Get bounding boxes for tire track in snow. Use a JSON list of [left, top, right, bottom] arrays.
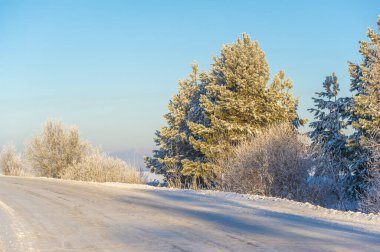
[[0, 199, 35, 252]]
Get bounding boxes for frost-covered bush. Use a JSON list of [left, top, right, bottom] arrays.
[[26, 120, 90, 178], [60, 150, 145, 184], [306, 147, 352, 210], [360, 162, 380, 213], [217, 124, 309, 200], [0, 144, 24, 176], [359, 132, 380, 213], [24, 119, 145, 184]]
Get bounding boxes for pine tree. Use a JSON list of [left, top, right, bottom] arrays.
[[347, 16, 380, 200], [308, 73, 350, 195], [183, 34, 302, 185], [353, 18, 380, 139], [145, 64, 207, 187]]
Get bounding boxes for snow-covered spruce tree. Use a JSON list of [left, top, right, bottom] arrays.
[[308, 73, 351, 202], [347, 16, 380, 201], [184, 34, 302, 186], [145, 64, 207, 187]]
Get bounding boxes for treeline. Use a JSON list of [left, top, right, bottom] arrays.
[[0, 120, 144, 184], [146, 17, 380, 213]]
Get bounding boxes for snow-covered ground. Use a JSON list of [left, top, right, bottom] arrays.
[[0, 176, 379, 251], [142, 171, 165, 185]]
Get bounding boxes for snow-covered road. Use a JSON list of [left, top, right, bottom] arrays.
[[0, 176, 379, 252]]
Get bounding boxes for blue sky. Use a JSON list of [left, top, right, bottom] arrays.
[[0, 0, 379, 153]]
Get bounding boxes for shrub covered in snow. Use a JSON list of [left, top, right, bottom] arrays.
[[3, 119, 146, 185], [25, 120, 90, 178], [359, 133, 380, 213], [217, 124, 309, 200], [60, 150, 145, 184], [0, 144, 24, 176]]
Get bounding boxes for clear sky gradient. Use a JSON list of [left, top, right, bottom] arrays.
[[0, 0, 379, 153]]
